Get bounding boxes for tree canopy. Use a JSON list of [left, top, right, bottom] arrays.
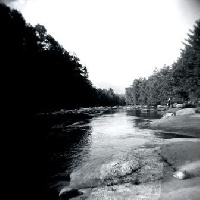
[[0, 3, 125, 114], [126, 19, 200, 106]]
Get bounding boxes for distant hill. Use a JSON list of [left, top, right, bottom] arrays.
[[93, 81, 126, 95]]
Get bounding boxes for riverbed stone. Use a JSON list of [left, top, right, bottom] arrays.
[[69, 145, 164, 192], [59, 186, 83, 199], [100, 159, 140, 180], [132, 147, 163, 183], [176, 108, 197, 115], [162, 113, 175, 119], [80, 182, 161, 200]]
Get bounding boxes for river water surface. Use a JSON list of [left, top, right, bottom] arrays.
[[46, 108, 166, 193]]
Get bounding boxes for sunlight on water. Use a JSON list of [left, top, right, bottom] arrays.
[[89, 112, 152, 160], [69, 110, 161, 186], [48, 109, 163, 192]]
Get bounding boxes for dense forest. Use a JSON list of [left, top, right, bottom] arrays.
[[0, 3, 125, 115], [126, 19, 200, 107], [1, 3, 126, 199]]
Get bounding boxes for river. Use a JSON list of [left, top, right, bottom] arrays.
[[43, 107, 186, 198]]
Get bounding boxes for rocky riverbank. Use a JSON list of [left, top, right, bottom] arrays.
[[58, 108, 200, 200], [148, 109, 200, 200], [148, 109, 200, 138], [59, 140, 164, 200], [159, 138, 200, 200]]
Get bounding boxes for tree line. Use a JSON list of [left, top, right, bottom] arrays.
[[0, 4, 126, 199], [126, 19, 200, 106], [0, 3, 125, 114]]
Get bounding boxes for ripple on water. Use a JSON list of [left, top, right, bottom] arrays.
[[46, 109, 164, 195]]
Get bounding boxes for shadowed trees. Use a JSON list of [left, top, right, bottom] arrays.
[[0, 3, 125, 114], [0, 3, 126, 200]]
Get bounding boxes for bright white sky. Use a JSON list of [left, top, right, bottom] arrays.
[[9, 0, 200, 93]]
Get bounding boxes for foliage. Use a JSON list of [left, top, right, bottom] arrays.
[[126, 19, 200, 106], [0, 3, 125, 113]]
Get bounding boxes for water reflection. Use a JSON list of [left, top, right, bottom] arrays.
[[43, 108, 194, 198], [126, 109, 162, 128], [126, 109, 162, 119], [43, 117, 92, 191]]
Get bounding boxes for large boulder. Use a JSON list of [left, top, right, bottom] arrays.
[[59, 187, 83, 200], [176, 108, 197, 116], [100, 159, 140, 180], [175, 103, 184, 108], [162, 113, 175, 119], [157, 105, 167, 111]]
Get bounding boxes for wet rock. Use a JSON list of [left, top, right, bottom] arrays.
[[175, 103, 184, 108], [69, 162, 103, 189], [157, 105, 167, 111], [132, 147, 163, 183], [70, 146, 164, 190], [85, 182, 161, 200], [176, 108, 197, 115], [99, 146, 164, 186], [137, 162, 163, 183], [173, 170, 188, 180], [162, 113, 175, 119], [100, 159, 140, 180], [174, 160, 200, 179], [59, 187, 83, 200]]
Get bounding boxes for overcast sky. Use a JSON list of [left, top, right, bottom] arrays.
[[4, 0, 200, 93]]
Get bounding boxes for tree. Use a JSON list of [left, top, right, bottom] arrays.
[[126, 19, 200, 106], [172, 19, 200, 102]]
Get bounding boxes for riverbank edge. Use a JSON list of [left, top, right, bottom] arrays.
[[158, 138, 200, 200], [58, 110, 200, 199], [140, 111, 200, 138], [144, 111, 200, 199], [64, 138, 200, 200]]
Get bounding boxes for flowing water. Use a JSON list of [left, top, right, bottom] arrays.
[[44, 108, 190, 196]]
